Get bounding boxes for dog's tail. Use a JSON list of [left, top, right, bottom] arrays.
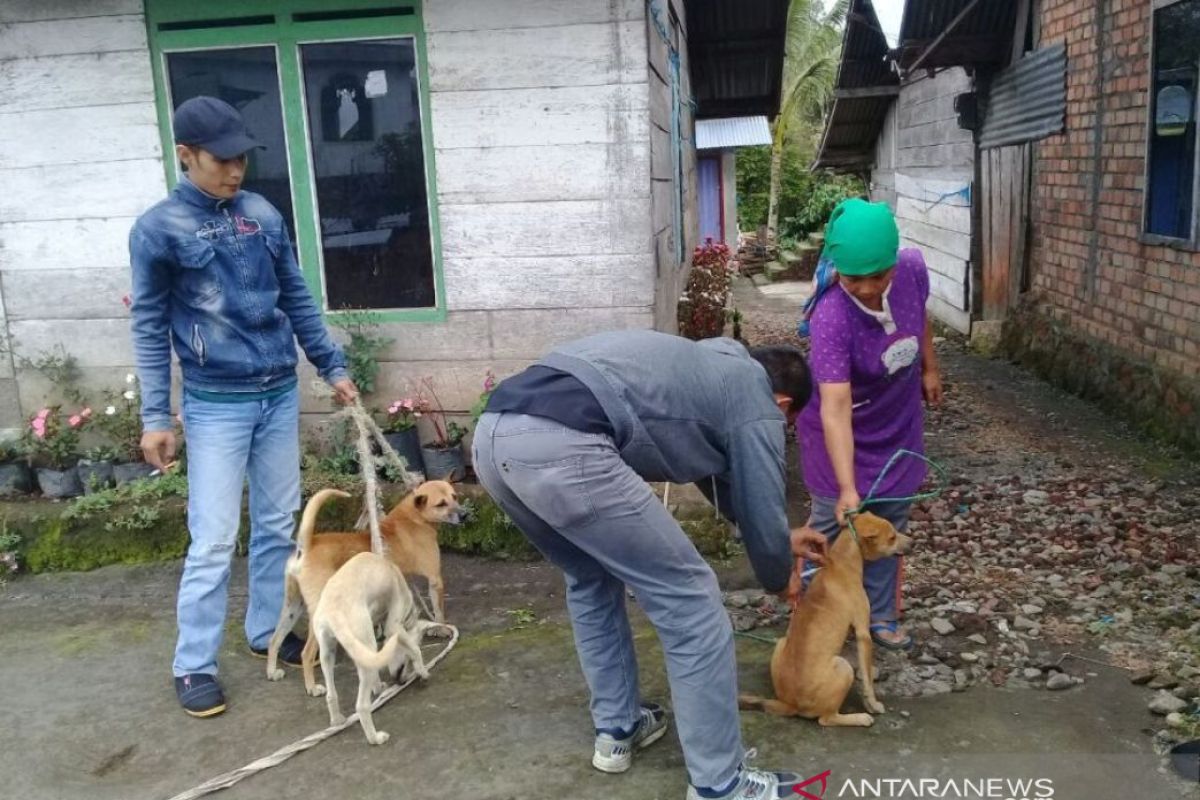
[[738, 693, 770, 712], [296, 488, 352, 554], [338, 630, 403, 673]]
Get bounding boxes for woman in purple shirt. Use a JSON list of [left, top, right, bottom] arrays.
[[797, 199, 943, 650]]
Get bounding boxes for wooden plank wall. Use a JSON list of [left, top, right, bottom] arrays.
[[424, 0, 655, 409], [884, 68, 975, 334], [646, 0, 695, 331], [0, 0, 163, 432], [0, 0, 661, 431], [980, 143, 1032, 321]]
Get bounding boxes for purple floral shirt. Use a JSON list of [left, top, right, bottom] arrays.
[[798, 248, 930, 500]]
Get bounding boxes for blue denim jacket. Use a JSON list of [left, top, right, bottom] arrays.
[[129, 177, 347, 432]]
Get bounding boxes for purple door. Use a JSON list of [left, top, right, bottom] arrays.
[[698, 155, 723, 244]]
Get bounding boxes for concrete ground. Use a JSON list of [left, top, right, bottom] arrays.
[[0, 556, 1195, 800], [3, 278, 1199, 800]]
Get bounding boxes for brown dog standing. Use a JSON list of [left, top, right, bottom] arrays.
[[265, 480, 462, 694], [740, 512, 911, 726]]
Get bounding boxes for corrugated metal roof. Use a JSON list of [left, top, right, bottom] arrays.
[[896, 0, 1017, 70], [814, 0, 898, 170], [696, 115, 772, 149], [685, 0, 790, 118], [840, 0, 897, 89], [979, 44, 1066, 149]]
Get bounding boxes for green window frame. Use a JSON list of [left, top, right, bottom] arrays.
[[144, 0, 446, 322]]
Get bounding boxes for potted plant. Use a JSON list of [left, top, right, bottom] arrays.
[[77, 444, 119, 494], [381, 396, 427, 480], [25, 405, 88, 498], [0, 440, 33, 497], [416, 377, 468, 482], [99, 374, 156, 484]]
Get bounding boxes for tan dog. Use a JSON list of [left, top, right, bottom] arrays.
[[739, 512, 912, 727], [311, 551, 437, 744], [266, 480, 462, 693]]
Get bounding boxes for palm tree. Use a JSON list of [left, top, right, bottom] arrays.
[[767, 0, 849, 238]]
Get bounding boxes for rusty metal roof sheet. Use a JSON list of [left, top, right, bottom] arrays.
[[685, 0, 790, 118], [815, 0, 898, 170]]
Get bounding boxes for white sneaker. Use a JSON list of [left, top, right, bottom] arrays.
[[685, 758, 804, 800], [591, 703, 669, 773]]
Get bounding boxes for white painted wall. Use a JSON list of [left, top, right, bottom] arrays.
[[872, 68, 974, 334], [0, 0, 664, 437]]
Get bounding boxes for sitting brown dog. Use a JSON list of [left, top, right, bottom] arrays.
[[739, 512, 911, 726], [266, 480, 462, 695]]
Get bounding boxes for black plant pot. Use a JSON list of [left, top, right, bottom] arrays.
[[420, 444, 465, 482], [77, 460, 116, 494], [113, 461, 156, 485], [37, 466, 83, 499], [384, 428, 425, 480], [0, 461, 33, 497]]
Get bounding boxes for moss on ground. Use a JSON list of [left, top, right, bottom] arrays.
[[5, 480, 739, 575]]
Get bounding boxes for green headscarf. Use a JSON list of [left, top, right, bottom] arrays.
[[822, 198, 899, 276]]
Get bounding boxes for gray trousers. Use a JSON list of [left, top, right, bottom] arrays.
[[472, 412, 742, 789]]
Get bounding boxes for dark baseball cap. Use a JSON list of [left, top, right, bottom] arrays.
[[173, 96, 265, 159]]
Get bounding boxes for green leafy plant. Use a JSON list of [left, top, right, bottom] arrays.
[[0, 440, 29, 464], [470, 370, 497, 426], [779, 171, 865, 241], [82, 444, 121, 463], [381, 396, 427, 433], [95, 373, 144, 463], [506, 605, 538, 629], [24, 405, 91, 469], [62, 471, 188, 532], [437, 497, 536, 560], [332, 311, 392, 396], [0, 518, 21, 581]]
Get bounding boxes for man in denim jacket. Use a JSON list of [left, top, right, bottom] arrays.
[[129, 96, 358, 717]]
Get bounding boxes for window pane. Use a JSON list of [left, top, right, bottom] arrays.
[[300, 39, 435, 310], [1147, 1, 1200, 238], [165, 48, 297, 242]]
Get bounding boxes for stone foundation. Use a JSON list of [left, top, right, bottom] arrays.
[[1001, 305, 1200, 453]]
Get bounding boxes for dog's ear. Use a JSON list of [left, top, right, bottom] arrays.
[[414, 493, 428, 510]]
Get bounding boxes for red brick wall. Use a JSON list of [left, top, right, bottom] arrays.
[[1029, 0, 1200, 381]]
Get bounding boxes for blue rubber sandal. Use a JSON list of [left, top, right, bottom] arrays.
[[870, 621, 913, 651]]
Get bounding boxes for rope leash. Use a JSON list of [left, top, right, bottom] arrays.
[[165, 390, 450, 800], [164, 626, 459, 800], [335, 396, 423, 554]]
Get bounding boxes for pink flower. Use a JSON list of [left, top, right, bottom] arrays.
[[483, 371, 496, 392], [401, 398, 415, 411], [388, 402, 401, 414], [68, 415, 82, 428], [36, 408, 50, 420], [80, 407, 93, 419], [31, 418, 46, 438], [122, 293, 132, 309]]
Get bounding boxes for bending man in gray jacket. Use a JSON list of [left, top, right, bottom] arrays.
[[473, 330, 826, 800]]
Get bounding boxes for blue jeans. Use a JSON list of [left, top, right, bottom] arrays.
[[173, 388, 301, 677], [473, 413, 743, 790], [807, 496, 911, 624]]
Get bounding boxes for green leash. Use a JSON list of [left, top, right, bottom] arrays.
[[845, 448, 947, 541]]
